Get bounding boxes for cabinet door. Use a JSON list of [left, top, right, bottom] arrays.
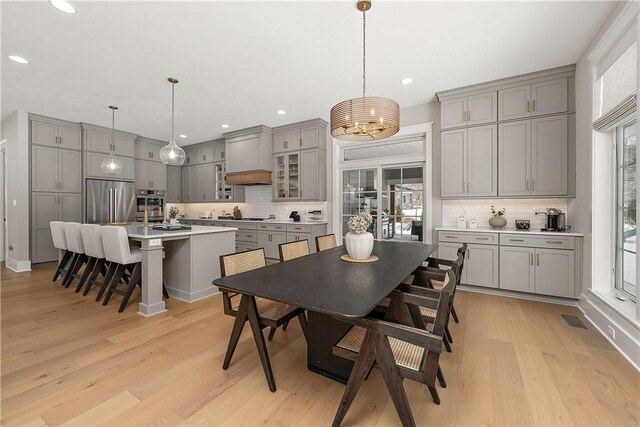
[[149, 144, 162, 162], [184, 148, 197, 166], [535, 248, 575, 298], [440, 129, 467, 197], [467, 91, 497, 126], [436, 242, 467, 283], [190, 165, 199, 201], [498, 120, 531, 196], [213, 144, 225, 162], [58, 125, 81, 150], [531, 78, 567, 117], [200, 163, 215, 201], [270, 232, 287, 259], [197, 146, 214, 164], [85, 153, 134, 180], [285, 130, 301, 151], [135, 142, 150, 160], [257, 231, 271, 256], [31, 146, 59, 192], [31, 121, 58, 147], [150, 162, 167, 191], [500, 246, 535, 292], [114, 135, 135, 157], [300, 150, 319, 200], [181, 167, 191, 202], [498, 85, 531, 120], [300, 126, 319, 149], [466, 125, 497, 196], [273, 155, 287, 199], [273, 131, 287, 153], [59, 193, 82, 222], [225, 136, 260, 173], [85, 130, 112, 154], [58, 150, 82, 193], [31, 192, 59, 263], [440, 97, 467, 130], [166, 166, 181, 203], [465, 244, 499, 288], [287, 152, 300, 199], [135, 160, 150, 190], [531, 115, 567, 196]]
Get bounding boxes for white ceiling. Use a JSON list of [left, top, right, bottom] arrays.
[[1, 1, 614, 144]]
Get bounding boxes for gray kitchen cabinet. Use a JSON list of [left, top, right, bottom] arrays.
[[135, 159, 166, 190], [273, 129, 301, 153], [184, 147, 197, 165], [498, 78, 567, 121], [135, 140, 163, 163], [534, 248, 575, 298], [83, 127, 135, 157], [500, 246, 535, 292], [31, 192, 82, 263], [531, 115, 568, 196], [197, 145, 215, 164], [31, 118, 81, 150], [166, 166, 182, 203], [273, 119, 327, 154], [85, 152, 134, 180], [181, 167, 192, 202], [300, 149, 321, 200], [441, 124, 497, 198], [464, 244, 499, 288], [287, 232, 311, 244], [257, 230, 287, 259], [213, 143, 225, 162], [59, 193, 82, 222], [197, 163, 215, 201], [300, 126, 320, 149], [135, 160, 150, 190], [32, 146, 81, 193], [498, 115, 568, 197], [440, 91, 497, 130]]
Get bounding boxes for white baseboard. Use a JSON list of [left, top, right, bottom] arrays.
[[457, 284, 579, 307], [578, 295, 640, 372], [166, 286, 219, 303], [5, 257, 31, 272]]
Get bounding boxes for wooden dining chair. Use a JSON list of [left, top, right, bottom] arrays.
[[424, 243, 467, 325], [219, 248, 309, 392], [331, 271, 454, 427], [315, 233, 337, 252]]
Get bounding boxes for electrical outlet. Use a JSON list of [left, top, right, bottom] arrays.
[[607, 325, 616, 340], [8, 244, 14, 251]]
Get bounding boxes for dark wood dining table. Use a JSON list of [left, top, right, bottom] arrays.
[[212, 240, 438, 389]]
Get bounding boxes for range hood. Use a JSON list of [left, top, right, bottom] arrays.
[[225, 170, 272, 185]]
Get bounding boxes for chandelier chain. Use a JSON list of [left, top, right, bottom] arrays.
[[362, 9, 366, 99]]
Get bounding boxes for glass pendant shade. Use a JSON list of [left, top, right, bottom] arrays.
[[100, 105, 123, 175], [159, 138, 186, 165], [330, 96, 399, 141]]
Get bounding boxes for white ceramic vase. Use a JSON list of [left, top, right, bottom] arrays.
[[345, 231, 374, 260]]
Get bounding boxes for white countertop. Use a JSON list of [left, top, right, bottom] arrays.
[[180, 217, 328, 226], [435, 226, 584, 237], [125, 224, 237, 239]]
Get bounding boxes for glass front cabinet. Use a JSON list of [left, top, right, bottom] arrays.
[[215, 162, 233, 201], [273, 152, 300, 200]]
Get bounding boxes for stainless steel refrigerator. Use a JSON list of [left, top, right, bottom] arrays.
[[86, 179, 136, 224]]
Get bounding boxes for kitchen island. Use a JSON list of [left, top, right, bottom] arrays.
[[124, 224, 236, 317]]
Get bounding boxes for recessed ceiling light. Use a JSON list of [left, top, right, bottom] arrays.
[[277, 110, 286, 115], [179, 134, 187, 138], [8, 55, 29, 64], [221, 124, 230, 129], [49, 0, 76, 14], [401, 77, 414, 85]]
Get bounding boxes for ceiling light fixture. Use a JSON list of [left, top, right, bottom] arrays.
[[277, 110, 286, 115], [330, 0, 399, 141], [100, 106, 124, 176], [221, 124, 230, 129], [179, 134, 187, 138], [160, 78, 186, 166], [8, 55, 29, 64], [49, 0, 76, 14], [401, 77, 414, 85]]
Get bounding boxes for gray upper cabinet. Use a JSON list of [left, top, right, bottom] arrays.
[[135, 140, 163, 163], [197, 145, 215, 164], [31, 118, 81, 150], [273, 129, 301, 153], [184, 147, 197, 165], [149, 162, 167, 191], [85, 152, 134, 180], [181, 167, 193, 202], [135, 160, 150, 190], [498, 78, 567, 121], [135, 139, 167, 190], [213, 143, 225, 162], [166, 166, 181, 203], [440, 91, 497, 130], [300, 126, 320, 149], [32, 146, 81, 193], [300, 149, 321, 200], [273, 120, 327, 154], [83, 125, 136, 157], [441, 125, 497, 198], [498, 115, 568, 197]]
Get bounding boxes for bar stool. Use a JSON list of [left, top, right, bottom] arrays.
[[50, 221, 72, 282], [79, 224, 114, 296], [62, 222, 88, 288], [100, 226, 142, 313]]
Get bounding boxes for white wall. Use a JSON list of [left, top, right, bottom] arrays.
[[1, 111, 31, 271]]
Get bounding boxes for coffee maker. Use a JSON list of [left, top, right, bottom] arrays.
[[543, 208, 571, 232]]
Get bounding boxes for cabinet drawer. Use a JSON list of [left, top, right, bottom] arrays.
[[210, 221, 229, 227], [258, 223, 286, 232], [237, 230, 257, 243], [286, 224, 310, 233], [236, 242, 257, 252], [500, 234, 574, 249], [235, 222, 258, 230], [438, 231, 498, 245]]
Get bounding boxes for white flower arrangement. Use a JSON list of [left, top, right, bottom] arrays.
[[347, 212, 373, 233]]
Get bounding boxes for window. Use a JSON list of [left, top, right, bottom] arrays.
[[381, 166, 424, 241], [342, 169, 377, 238], [616, 120, 637, 301]]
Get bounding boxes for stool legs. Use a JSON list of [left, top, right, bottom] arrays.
[[103, 263, 141, 313], [96, 263, 122, 302], [52, 250, 73, 282], [82, 258, 107, 296], [75, 257, 96, 293], [63, 254, 87, 288]]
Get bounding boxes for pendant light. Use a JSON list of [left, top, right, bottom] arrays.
[[330, 0, 399, 141], [160, 77, 186, 165], [100, 106, 124, 175]]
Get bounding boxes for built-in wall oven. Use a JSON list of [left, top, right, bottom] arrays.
[[135, 190, 165, 223]]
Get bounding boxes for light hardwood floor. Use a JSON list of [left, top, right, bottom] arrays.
[[1, 265, 638, 426]]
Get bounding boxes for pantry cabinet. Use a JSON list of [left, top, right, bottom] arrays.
[[31, 192, 82, 263], [31, 119, 81, 150], [32, 146, 82, 193]]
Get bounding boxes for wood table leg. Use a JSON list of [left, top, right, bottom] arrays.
[[244, 294, 277, 392]]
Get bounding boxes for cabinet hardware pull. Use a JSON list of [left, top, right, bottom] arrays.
[[546, 241, 563, 244], [203, 155, 206, 161], [536, 254, 540, 265], [59, 136, 63, 145], [527, 101, 531, 112], [532, 180, 535, 191], [532, 100, 536, 111], [467, 249, 470, 260], [509, 239, 524, 242], [530, 253, 533, 265], [445, 235, 459, 238], [300, 138, 303, 146], [284, 141, 288, 149]]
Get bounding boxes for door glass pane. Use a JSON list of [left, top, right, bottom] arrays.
[[361, 169, 377, 191], [343, 170, 359, 192], [618, 121, 636, 298], [382, 168, 401, 191], [343, 193, 359, 215]]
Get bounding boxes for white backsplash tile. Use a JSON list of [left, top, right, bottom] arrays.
[[441, 199, 569, 229], [168, 185, 327, 222]]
